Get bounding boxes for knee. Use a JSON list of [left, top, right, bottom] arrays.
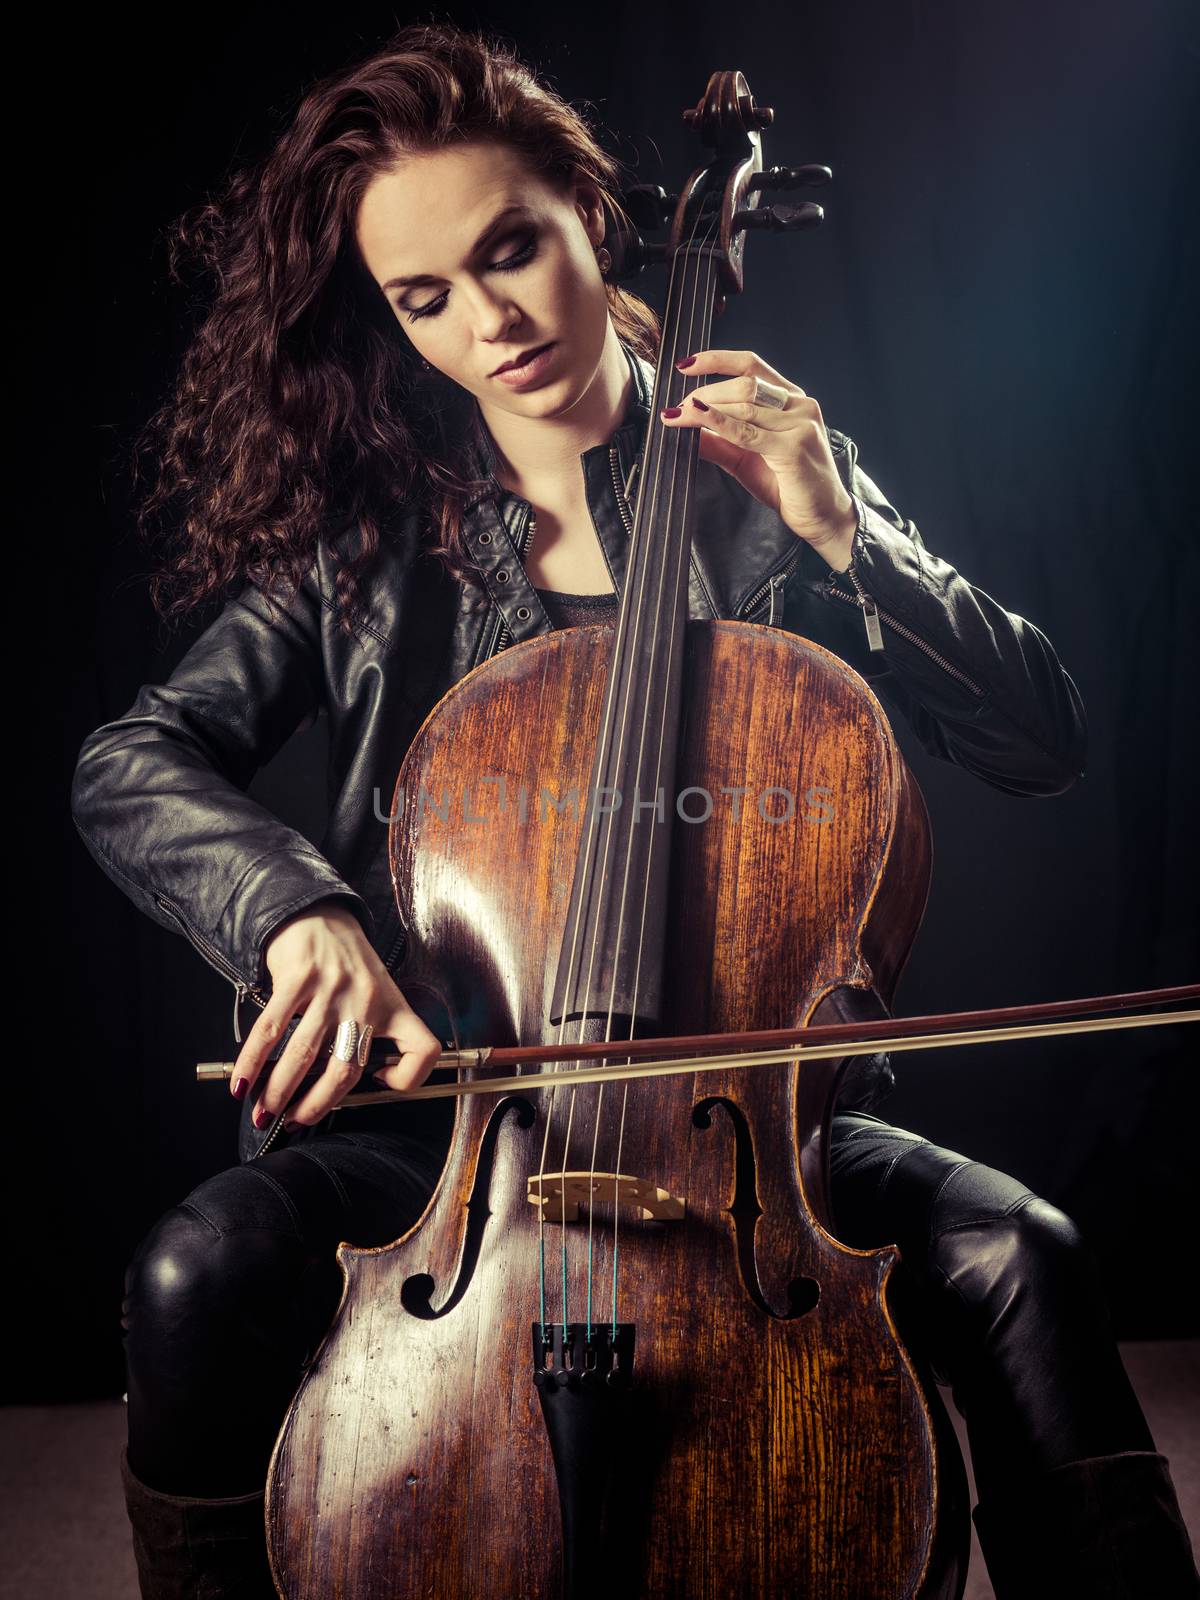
[[1008, 1197, 1088, 1278], [122, 1207, 212, 1334], [121, 1205, 315, 1350], [933, 1196, 1097, 1325]]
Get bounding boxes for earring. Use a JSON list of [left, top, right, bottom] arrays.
[[595, 245, 613, 278]]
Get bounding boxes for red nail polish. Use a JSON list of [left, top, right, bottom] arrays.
[[692, 398, 710, 412], [675, 355, 696, 369], [253, 1105, 272, 1129], [661, 406, 681, 419], [232, 1077, 248, 1101]]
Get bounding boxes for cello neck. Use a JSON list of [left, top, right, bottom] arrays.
[[548, 227, 722, 1035]]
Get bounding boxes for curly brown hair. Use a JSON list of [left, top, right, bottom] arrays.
[[133, 21, 661, 635]]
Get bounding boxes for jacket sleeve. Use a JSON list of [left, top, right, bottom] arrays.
[[70, 566, 375, 997], [811, 430, 1088, 798]]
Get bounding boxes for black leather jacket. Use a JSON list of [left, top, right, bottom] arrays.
[[71, 343, 1086, 1150]]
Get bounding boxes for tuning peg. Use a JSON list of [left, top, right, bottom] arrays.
[[732, 202, 825, 234], [610, 236, 670, 278], [621, 185, 678, 231], [749, 165, 833, 192], [684, 103, 774, 130]]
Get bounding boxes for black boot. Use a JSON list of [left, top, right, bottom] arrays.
[[973, 1451, 1199, 1600], [120, 1444, 279, 1598]]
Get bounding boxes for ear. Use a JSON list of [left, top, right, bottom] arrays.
[[572, 176, 607, 251]]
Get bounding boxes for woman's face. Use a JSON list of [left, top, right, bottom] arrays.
[[355, 140, 609, 417]]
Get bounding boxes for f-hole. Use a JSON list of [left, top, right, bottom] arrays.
[[400, 1095, 536, 1319], [693, 1095, 821, 1321]]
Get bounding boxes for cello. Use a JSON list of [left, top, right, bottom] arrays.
[[252, 69, 1068, 1599]]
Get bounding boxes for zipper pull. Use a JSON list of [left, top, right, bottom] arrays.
[[861, 595, 885, 653], [623, 455, 640, 504], [843, 548, 885, 653], [233, 981, 247, 1045]]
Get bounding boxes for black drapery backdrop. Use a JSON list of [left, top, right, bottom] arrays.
[[37, 1, 1197, 1400]]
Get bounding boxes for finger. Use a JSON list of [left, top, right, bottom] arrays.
[[254, 990, 340, 1125], [695, 428, 779, 498], [370, 1001, 442, 1093], [691, 393, 798, 432], [674, 350, 809, 408], [677, 369, 806, 406], [674, 348, 786, 383], [283, 999, 375, 1127], [684, 377, 815, 429], [229, 976, 311, 1102], [281, 1052, 364, 1130], [661, 398, 780, 452]]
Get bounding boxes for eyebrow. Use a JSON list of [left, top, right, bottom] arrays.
[[381, 205, 534, 292]]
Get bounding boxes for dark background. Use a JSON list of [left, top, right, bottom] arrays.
[[33, 1, 1199, 1400]]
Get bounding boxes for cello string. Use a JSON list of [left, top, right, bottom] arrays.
[[605, 234, 718, 1333], [607, 233, 717, 1051], [531, 198, 711, 1339], [581, 203, 720, 1337], [583, 207, 719, 1334], [553, 200, 719, 1337], [567, 205, 720, 1335]]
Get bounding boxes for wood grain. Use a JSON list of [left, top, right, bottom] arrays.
[[265, 622, 963, 1599]]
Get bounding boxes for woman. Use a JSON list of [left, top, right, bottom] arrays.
[[72, 22, 1196, 1600]]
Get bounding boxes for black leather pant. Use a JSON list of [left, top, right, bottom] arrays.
[[120, 1108, 1155, 1504]]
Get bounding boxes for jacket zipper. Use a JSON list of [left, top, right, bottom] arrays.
[[824, 562, 986, 698], [156, 892, 298, 1156], [155, 894, 328, 1157], [154, 892, 269, 1042], [487, 612, 510, 660], [382, 928, 407, 970], [610, 445, 638, 537], [737, 545, 803, 624]]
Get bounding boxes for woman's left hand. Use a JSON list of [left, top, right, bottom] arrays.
[[661, 349, 857, 567]]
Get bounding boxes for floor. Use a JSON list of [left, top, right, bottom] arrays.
[[1, 1342, 1195, 1598]]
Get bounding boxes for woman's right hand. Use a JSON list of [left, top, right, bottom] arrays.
[[229, 899, 441, 1130]]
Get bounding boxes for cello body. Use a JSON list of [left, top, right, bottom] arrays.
[[264, 621, 968, 1599]]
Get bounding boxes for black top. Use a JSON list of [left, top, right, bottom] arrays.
[[533, 587, 619, 630]]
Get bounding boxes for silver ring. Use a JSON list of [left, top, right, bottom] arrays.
[[355, 1023, 375, 1069], [332, 1020, 365, 1064], [752, 377, 790, 411]]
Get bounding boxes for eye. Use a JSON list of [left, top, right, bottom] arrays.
[[403, 234, 539, 324]]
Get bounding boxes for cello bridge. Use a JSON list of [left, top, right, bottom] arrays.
[[527, 1171, 685, 1224]]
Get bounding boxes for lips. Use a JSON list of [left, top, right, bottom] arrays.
[[491, 342, 554, 377]]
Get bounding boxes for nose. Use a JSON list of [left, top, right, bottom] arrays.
[[464, 280, 522, 344]]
